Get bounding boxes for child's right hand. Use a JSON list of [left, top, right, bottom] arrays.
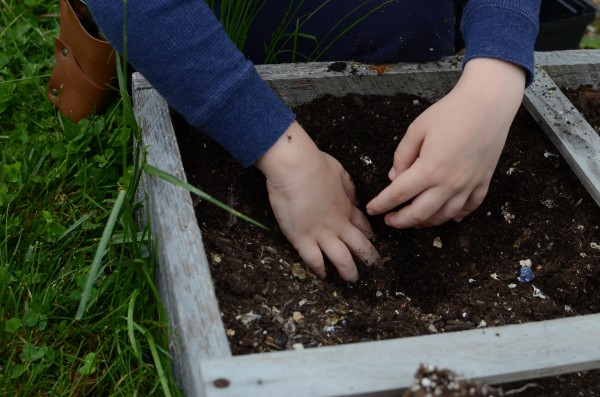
[[255, 121, 379, 282]]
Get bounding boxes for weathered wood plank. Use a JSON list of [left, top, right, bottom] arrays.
[[130, 57, 463, 107], [535, 49, 600, 66], [132, 73, 232, 397], [130, 50, 600, 101], [201, 313, 600, 397], [256, 58, 462, 106], [524, 67, 600, 207], [535, 49, 600, 88]]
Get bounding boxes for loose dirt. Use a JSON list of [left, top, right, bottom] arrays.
[[173, 86, 600, 396]]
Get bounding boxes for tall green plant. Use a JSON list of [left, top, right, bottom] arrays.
[[305, 0, 396, 62], [206, 0, 395, 64], [230, 0, 396, 64], [205, 0, 268, 52]]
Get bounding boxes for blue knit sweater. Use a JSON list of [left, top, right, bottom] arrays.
[[86, 1, 540, 167]]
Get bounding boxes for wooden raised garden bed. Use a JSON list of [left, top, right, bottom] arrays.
[[132, 50, 600, 397]]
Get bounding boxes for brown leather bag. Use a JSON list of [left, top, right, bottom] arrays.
[[48, 0, 118, 122]]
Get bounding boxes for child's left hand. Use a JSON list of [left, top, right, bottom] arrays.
[[366, 58, 526, 228]]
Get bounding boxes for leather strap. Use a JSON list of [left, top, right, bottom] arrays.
[[48, 0, 117, 122]]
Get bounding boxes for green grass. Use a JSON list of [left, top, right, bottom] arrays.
[[262, 0, 394, 63], [205, 0, 268, 53], [0, 1, 180, 395], [580, 13, 600, 49], [205, 0, 395, 64]]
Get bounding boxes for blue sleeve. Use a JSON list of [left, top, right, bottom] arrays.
[[85, 0, 295, 167], [460, 0, 541, 87]]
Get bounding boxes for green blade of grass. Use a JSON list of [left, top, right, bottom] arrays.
[[127, 288, 141, 360], [143, 164, 268, 230], [75, 189, 127, 320], [132, 321, 173, 397], [146, 331, 172, 397], [57, 213, 92, 241]]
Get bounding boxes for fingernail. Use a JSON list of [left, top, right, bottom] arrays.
[[388, 167, 397, 180], [384, 217, 391, 227]]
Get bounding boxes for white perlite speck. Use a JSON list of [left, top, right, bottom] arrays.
[[501, 203, 515, 223], [532, 286, 546, 299], [360, 155, 373, 166], [519, 259, 532, 267]]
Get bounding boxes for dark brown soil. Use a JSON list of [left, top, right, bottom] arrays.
[[173, 85, 600, 396], [563, 85, 600, 135]]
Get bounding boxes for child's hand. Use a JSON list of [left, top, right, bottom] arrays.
[[366, 58, 526, 228], [256, 121, 379, 282]]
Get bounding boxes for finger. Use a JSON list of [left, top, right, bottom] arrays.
[[340, 226, 380, 267], [318, 238, 359, 282], [389, 124, 424, 178], [415, 190, 471, 228], [453, 185, 488, 222], [340, 167, 359, 206], [384, 186, 447, 229], [350, 206, 374, 239], [296, 242, 326, 279], [366, 160, 431, 216]]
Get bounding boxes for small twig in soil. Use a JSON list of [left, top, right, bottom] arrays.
[[504, 382, 540, 395]]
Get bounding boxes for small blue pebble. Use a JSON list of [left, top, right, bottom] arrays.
[[518, 266, 536, 283]]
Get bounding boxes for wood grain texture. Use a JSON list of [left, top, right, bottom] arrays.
[[524, 67, 600, 207], [129, 50, 600, 86], [201, 313, 600, 397], [132, 73, 231, 397], [255, 57, 462, 106], [535, 49, 600, 88]]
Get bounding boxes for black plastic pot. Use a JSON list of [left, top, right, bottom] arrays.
[[536, 0, 597, 51]]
